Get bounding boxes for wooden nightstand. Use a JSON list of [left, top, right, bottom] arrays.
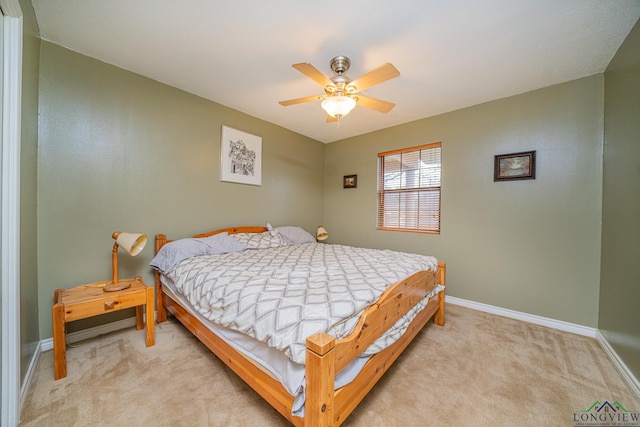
[[51, 276, 154, 380]]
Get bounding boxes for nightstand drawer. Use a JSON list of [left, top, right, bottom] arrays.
[[62, 291, 147, 322]]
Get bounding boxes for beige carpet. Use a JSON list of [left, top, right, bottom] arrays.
[[20, 305, 640, 426]]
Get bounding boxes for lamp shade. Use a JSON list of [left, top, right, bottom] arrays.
[[321, 95, 356, 118], [114, 232, 147, 256], [316, 225, 329, 241]]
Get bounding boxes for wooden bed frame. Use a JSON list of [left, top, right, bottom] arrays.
[[154, 226, 446, 426]]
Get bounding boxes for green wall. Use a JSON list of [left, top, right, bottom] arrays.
[[37, 42, 325, 337], [600, 19, 640, 379], [325, 76, 604, 327], [22, 9, 640, 396], [19, 0, 41, 381]]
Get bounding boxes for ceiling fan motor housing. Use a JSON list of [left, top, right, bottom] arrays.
[[330, 56, 351, 74], [327, 56, 356, 95]]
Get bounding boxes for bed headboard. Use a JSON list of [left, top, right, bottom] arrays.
[[193, 226, 268, 239]]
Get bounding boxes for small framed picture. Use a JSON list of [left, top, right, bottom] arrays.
[[343, 174, 357, 188], [494, 151, 536, 182]]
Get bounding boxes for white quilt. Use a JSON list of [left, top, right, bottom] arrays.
[[166, 243, 440, 365]]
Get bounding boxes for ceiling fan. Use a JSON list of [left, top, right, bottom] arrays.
[[279, 56, 400, 122]]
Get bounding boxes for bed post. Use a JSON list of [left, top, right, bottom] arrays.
[[155, 234, 168, 323], [305, 333, 336, 427], [435, 261, 446, 326]]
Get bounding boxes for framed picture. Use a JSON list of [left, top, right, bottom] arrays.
[[220, 125, 262, 186], [494, 151, 536, 182], [343, 174, 357, 188]]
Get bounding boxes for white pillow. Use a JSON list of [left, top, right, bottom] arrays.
[[200, 233, 247, 254], [150, 232, 246, 273], [276, 226, 316, 244]]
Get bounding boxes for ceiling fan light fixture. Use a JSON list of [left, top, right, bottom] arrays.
[[321, 95, 356, 118]]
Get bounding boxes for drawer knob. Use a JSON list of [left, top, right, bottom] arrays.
[[104, 301, 116, 310]]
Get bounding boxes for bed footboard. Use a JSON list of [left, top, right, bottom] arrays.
[[304, 262, 446, 426]]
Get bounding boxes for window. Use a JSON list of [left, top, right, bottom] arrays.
[[377, 142, 442, 234]]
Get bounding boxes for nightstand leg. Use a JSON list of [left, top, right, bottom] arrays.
[[52, 302, 66, 380], [145, 286, 155, 346], [135, 305, 144, 330]]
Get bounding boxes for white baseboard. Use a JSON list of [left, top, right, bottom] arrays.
[[596, 330, 640, 398], [445, 295, 639, 399], [39, 316, 138, 352], [445, 295, 598, 337], [19, 341, 41, 416]]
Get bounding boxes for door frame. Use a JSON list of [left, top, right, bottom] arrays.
[[0, 0, 22, 425]]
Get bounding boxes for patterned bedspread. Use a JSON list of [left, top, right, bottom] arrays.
[[166, 243, 441, 364]]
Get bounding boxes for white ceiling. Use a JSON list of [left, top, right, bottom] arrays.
[[32, 1, 640, 143]]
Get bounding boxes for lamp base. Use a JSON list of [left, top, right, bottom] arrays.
[[103, 281, 132, 292]]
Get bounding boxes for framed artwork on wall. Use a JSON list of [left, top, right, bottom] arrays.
[[343, 174, 357, 188], [220, 125, 262, 186], [494, 150, 536, 182]]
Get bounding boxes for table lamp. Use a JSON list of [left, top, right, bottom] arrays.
[[104, 231, 147, 292], [316, 225, 329, 242]]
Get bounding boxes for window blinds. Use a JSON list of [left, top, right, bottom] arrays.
[[377, 142, 441, 233]]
